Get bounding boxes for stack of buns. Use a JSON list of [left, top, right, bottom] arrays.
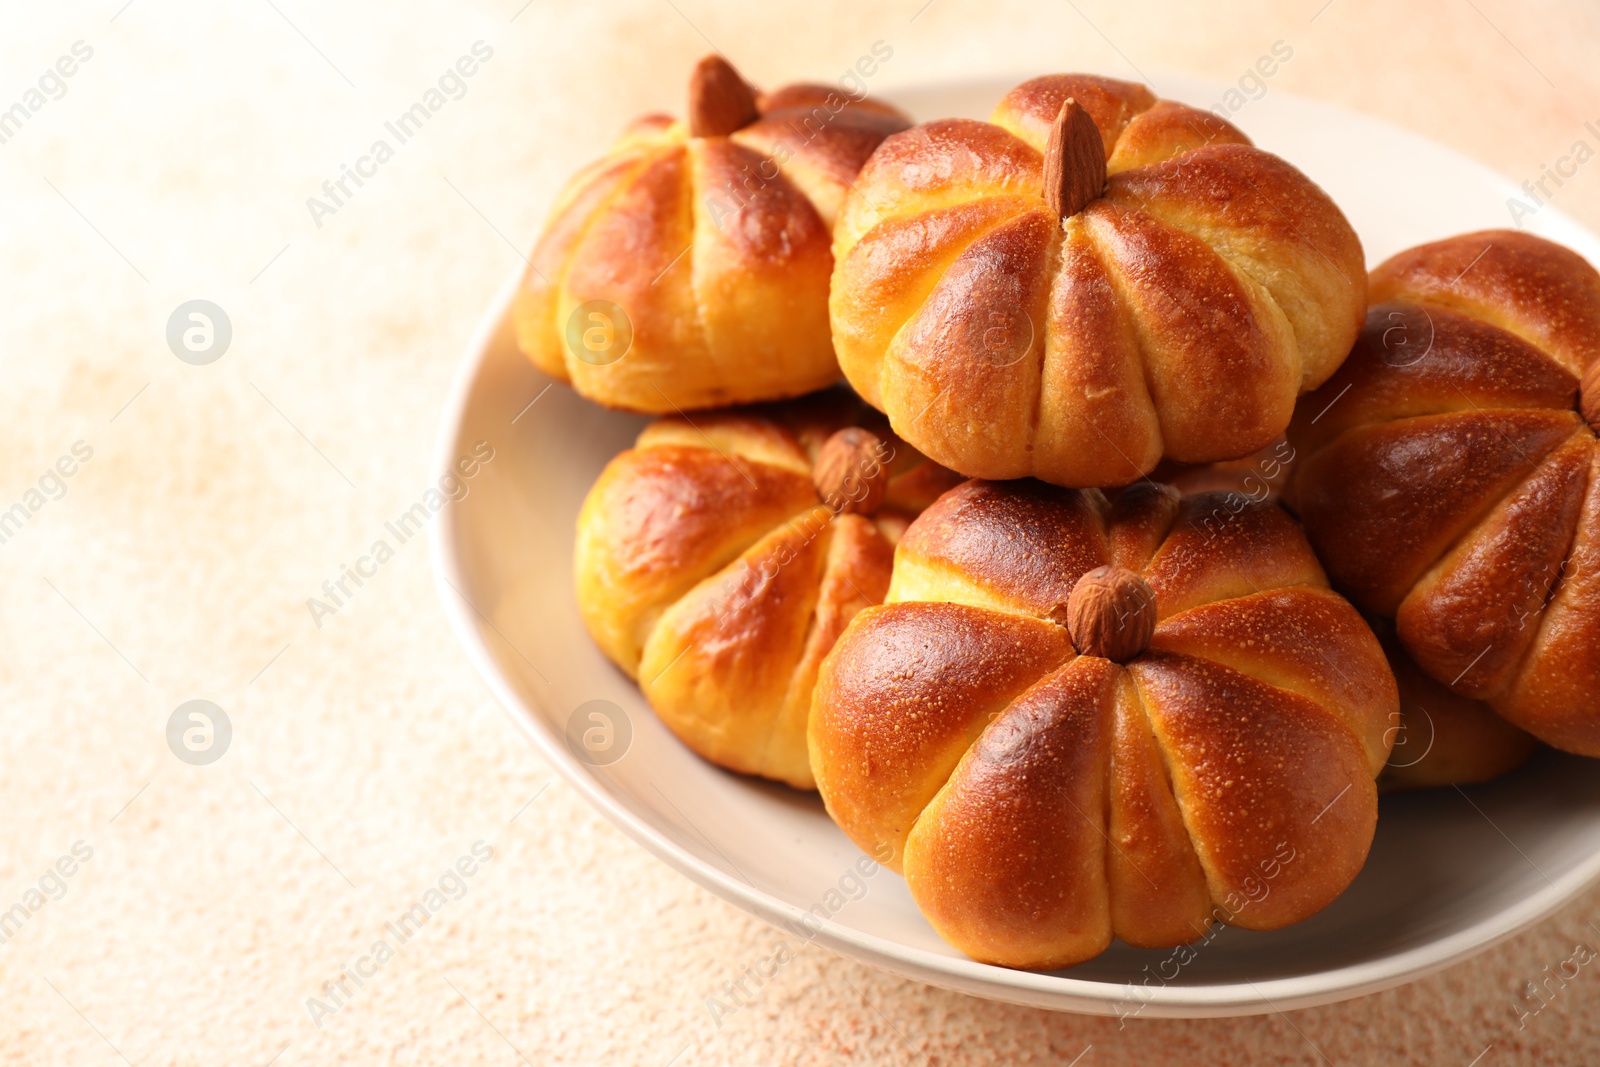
[[526, 59, 1592, 971]]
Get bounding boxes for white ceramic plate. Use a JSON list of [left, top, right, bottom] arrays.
[[431, 75, 1600, 1017]]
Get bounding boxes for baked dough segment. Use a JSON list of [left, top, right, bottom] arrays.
[[879, 207, 1057, 478], [1035, 220, 1158, 486], [634, 409, 813, 473], [1292, 409, 1582, 615], [689, 137, 837, 406], [1084, 194, 1298, 465], [1288, 302, 1579, 459], [831, 117, 1046, 256], [516, 129, 670, 379], [562, 143, 714, 411], [1108, 143, 1361, 391], [1106, 671, 1213, 948], [830, 196, 1034, 408], [734, 90, 909, 229], [991, 74, 1158, 159], [1105, 481, 1183, 572], [767, 513, 898, 786], [575, 443, 817, 670], [886, 479, 1109, 616], [1370, 229, 1600, 378], [809, 600, 1074, 865], [1129, 651, 1375, 933], [1106, 99, 1253, 171], [1504, 444, 1600, 750], [1151, 586, 1397, 775], [902, 656, 1120, 970], [642, 509, 835, 785], [1398, 431, 1591, 698], [1142, 491, 1323, 618]]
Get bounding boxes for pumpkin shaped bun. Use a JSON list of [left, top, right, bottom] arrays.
[[829, 74, 1366, 487], [574, 389, 958, 788], [810, 479, 1395, 969], [1287, 230, 1600, 757], [517, 56, 910, 413]]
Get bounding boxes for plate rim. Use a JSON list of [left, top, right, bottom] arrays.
[[428, 76, 1600, 1018]]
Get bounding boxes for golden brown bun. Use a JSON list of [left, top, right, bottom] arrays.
[[1287, 230, 1600, 756], [1375, 625, 1538, 791], [828, 74, 1366, 488], [517, 64, 910, 413], [810, 479, 1395, 969], [574, 389, 958, 788]]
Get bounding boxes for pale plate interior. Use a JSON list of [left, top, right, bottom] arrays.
[[431, 75, 1600, 1017]]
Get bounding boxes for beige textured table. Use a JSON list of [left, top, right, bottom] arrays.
[[3, 1, 1598, 1063]]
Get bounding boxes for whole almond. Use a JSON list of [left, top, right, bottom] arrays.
[[812, 428, 891, 516], [1043, 97, 1107, 220], [1063, 565, 1157, 662], [688, 54, 760, 138]]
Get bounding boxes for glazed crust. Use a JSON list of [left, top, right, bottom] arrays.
[[518, 87, 910, 413], [1288, 230, 1600, 755], [1152, 453, 1536, 788], [809, 480, 1395, 969], [575, 390, 959, 788], [1375, 627, 1537, 791], [829, 74, 1366, 487]]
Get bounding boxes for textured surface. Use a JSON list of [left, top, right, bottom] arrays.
[[811, 482, 1394, 968], [573, 391, 955, 787], [1289, 232, 1600, 754], [514, 73, 907, 412], [3, 0, 1600, 1064], [828, 73, 1366, 486]]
